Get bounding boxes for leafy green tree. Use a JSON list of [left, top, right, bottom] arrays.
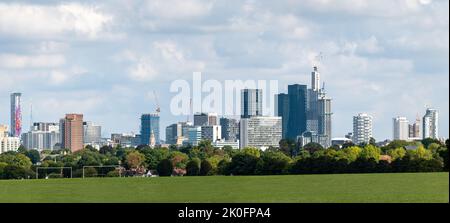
[[0, 153, 32, 169], [359, 145, 381, 162], [407, 145, 433, 160], [24, 149, 40, 164], [141, 147, 169, 170], [369, 137, 376, 146], [241, 147, 261, 158], [169, 151, 189, 169], [302, 142, 323, 154], [200, 159, 213, 176], [99, 145, 115, 155], [125, 151, 145, 169], [421, 138, 441, 149], [83, 167, 98, 177], [257, 151, 292, 175], [387, 147, 407, 161], [156, 159, 173, 176], [279, 139, 297, 157], [228, 153, 259, 175], [337, 146, 361, 163], [186, 158, 201, 176], [341, 141, 355, 149], [438, 146, 449, 171], [428, 143, 441, 152]]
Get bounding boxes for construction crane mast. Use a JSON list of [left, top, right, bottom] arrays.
[[153, 90, 160, 114]]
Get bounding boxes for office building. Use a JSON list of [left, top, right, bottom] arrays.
[[286, 84, 307, 140], [219, 117, 240, 142], [393, 116, 409, 140], [32, 122, 59, 132], [111, 133, 141, 148], [0, 136, 20, 154], [317, 90, 332, 147], [140, 113, 160, 145], [297, 131, 329, 148], [194, 113, 217, 126], [10, 93, 22, 137], [275, 93, 289, 139], [60, 114, 84, 152], [423, 108, 438, 139], [83, 122, 102, 145], [213, 140, 239, 149], [188, 126, 202, 146], [165, 122, 192, 145], [240, 116, 282, 150], [201, 125, 222, 142], [408, 117, 421, 139], [22, 123, 60, 151], [0, 125, 7, 138], [353, 113, 373, 145], [241, 89, 263, 118]]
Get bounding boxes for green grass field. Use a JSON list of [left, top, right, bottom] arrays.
[[0, 172, 448, 203]]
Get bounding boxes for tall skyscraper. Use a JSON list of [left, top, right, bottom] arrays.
[[10, 93, 22, 137], [393, 116, 409, 140], [140, 113, 160, 145], [83, 121, 102, 145], [60, 114, 84, 152], [408, 117, 421, 139], [286, 84, 307, 140], [353, 113, 373, 145], [317, 90, 332, 147], [423, 108, 438, 139], [240, 116, 282, 150], [275, 93, 289, 139], [241, 89, 263, 118], [311, 66, 320, 91], [220, 117, 240, 142]]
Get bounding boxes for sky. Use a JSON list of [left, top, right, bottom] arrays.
[[0, 0, 448, 141]]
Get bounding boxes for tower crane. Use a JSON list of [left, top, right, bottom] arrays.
[[153, 90, 160, 114]]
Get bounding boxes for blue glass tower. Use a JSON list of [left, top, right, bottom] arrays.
[[286, 84, 307, 140], [140, 113, 160, 145], [275, 93, 289, 139]]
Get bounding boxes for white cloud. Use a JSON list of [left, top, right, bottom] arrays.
[[142, 0, 214, 19], [0, 54, 65, 69], [0, 2, 113, 39], [128, 58, 158, 81]]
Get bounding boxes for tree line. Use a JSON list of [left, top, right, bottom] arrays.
[[0, 138, 448, 179]]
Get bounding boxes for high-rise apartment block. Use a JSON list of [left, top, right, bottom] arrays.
[[240, 116, 282, 150], [10, 93, 22, 137], [408, 117, 421, 139], [423, 108, 438, 139], [241, 89, 263, 118], [83, 121, 102, 145], [353, 113, 373, 145], [393, 116, 409, 140], [60, 114, 84, 152], [219, 117, 240, 142]]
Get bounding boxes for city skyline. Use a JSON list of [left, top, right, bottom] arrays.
[[0, 0, 448, 140]]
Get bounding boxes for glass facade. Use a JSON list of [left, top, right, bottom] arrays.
[[140, 114, 160, 145]]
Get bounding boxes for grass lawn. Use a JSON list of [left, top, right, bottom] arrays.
[[0, 172, 448, 203]]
